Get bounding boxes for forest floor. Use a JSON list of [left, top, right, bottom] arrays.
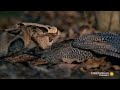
[[0, 11, 120, 79]]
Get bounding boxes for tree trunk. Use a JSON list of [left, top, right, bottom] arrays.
[[95, 11, 120, 32]]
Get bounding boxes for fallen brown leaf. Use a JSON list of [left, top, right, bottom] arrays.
[[79, 57, 109, 72], [5, 54, 35, 63], [62, 58, 79, 64], [111, 65, 120, 70], [84, 58, 106, 69], [31, 58, 48, 65]]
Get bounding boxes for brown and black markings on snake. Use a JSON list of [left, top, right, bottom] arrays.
[[0, 22, 60, 58]]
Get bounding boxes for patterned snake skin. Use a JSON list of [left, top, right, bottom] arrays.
[[41, 32, 120, 63], [41, 40, 95, 64], [72, 32, 120, 58]]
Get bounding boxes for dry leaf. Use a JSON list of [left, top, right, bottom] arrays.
[[81, 57, 107, 70], [62, 58, 77, 64], [31, 58, 48, 65], [5, 54, 35, 63], [111, 65, 120, 70], [85, 58, 105, 68]]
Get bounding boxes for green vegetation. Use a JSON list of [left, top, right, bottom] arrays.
[[0, 11, 23, 19]]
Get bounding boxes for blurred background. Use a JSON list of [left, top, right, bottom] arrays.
[[1, 11, 120, 41], [0, 11, 120, 32]]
